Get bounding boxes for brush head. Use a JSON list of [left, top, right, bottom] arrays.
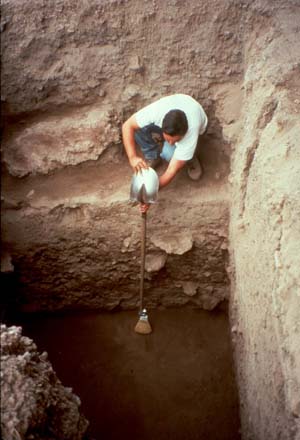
[[134, 309, 152, 334], [134, 317, 152, 334]]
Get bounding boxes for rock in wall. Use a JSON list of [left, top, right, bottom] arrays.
[[2, 106, 121, 177], [0, 324, 89, 440], [229, 4, 300, 439]]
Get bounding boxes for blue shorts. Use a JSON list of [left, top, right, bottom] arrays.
[[134, 123, 175, 163]]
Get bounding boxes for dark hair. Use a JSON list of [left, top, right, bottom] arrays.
[[162, 109, 188, 136]]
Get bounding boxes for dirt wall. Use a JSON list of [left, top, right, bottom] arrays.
[[1, 0, 246, 177], [1, 0, 243, 312], [229, 5, 300, 439], [2, 166, 230, 312]]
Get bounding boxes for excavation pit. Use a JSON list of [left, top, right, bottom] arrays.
[[1, 1, 300, 439], [17, 306, 240, 440]]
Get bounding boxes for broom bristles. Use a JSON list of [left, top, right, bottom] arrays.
[[134, 317, 152, 334]]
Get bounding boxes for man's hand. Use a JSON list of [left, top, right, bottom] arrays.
[[139, 203, 150, 213], [130, 156, 148, 174], [122, 115, 148, 173], [159, 157, 186, 188]]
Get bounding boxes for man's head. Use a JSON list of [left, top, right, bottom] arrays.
[[162, 109, 188, 144]]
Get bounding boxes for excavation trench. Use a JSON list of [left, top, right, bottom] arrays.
[[1, 2, 300, 439]]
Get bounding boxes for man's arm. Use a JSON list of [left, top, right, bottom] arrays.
[[122, 115, 148, 173], [159, 156, 186, 189]]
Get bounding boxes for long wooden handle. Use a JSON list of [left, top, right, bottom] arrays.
[[139, 212, 147, 312]]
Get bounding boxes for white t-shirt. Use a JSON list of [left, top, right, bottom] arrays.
[[134, 94, 208, 161]]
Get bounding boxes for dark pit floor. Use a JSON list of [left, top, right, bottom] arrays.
[[18, 307, 240, 440]]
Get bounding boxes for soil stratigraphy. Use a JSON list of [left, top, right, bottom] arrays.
[[1, 1, 300, 439]]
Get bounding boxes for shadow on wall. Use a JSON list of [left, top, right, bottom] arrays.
[[197, 99, 231, 181], [0, 272, 22, 323]]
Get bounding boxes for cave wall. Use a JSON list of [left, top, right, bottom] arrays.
[[229, 4, 300, 439]]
